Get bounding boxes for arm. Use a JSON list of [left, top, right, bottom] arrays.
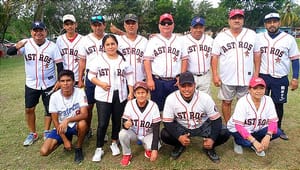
[[78, 57, 86, 88], [88, 71, 111, 91], [181, 58, 188, 73], [253, 52, 261, 77], [150, 122, 160, 161], [211, 54, 221, 87], [110, 23, 125, 35], [144, 60, 155, 91]]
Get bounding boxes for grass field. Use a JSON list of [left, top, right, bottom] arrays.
[[0, 55, 299, 169]]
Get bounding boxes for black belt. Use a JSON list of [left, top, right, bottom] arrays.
[[153, 75, 175, 81], [193, 70, 209, 77]]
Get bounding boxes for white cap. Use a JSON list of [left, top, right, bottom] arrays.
[[63, 14, 76, 23], [264, 13, 280, 22]]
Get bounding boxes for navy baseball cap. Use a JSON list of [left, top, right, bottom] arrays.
[[32, 21, 46, 29], [90, 15, 105, 24], [191, 16, 205, 27], [179, 72, 195, 85]]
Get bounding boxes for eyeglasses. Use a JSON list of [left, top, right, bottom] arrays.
[[160, 21, 173, 26], [91, 15, 104, 22]]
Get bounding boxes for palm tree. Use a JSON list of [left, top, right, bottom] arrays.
[[280, 0, 299, 27]]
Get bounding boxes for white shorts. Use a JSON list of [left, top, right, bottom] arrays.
[[193, 71, 211, 95], [218, 84, 248, 101]]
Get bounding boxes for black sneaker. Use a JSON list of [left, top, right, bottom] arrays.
[[280, 130, 289, 140], [203, 148, 220, 163], [170, 145, 185, 159], [74, 148, 84, 164], [85, 128, 93, 139]]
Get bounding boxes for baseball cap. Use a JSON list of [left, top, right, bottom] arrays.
[[63, 14, 76, 23], [229, 9, 244, 18], [264, 13, 280, 22], [159, 13, 174, 22], [31, 21, 46, 29], [90, 15, 105, 24], [124, 14, 138, 22], [179, 72, 195, 85], [133, 81, 149, 91], [191, 16, 205, 27], [249, 77, 266, 88]]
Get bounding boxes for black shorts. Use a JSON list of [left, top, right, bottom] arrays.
[[25, 85, 54, 116]]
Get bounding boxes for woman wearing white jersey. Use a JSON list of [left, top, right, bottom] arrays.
[[227, 77, 282, 157], [88, 34, 134, 162]]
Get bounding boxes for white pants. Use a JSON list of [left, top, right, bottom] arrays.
[[119, 129, 161, 155]]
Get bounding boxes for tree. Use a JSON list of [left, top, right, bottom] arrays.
[[280, 0, 299, 27], [174, 0, 193, 33]]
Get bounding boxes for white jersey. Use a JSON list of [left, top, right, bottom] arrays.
[[122, 99, 161, 137], [78, 33, 106, 70], [212, 28, 256, 86], [56, 33, 83, 81], [227, 93, 278, 133], [88, 53, 134, 103], [254, 32, 300, 78], [144, 34, 188, 78], [49, 87, 88, 128], [163, 90, 220, 129], [182, 34, 213, 74], [20, 38, 63, 90], [117, 35, 148, 83]]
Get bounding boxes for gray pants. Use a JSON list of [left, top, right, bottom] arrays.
[[119, 129, 161, 155]]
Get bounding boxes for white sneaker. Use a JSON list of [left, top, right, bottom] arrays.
[[251, 146, 266, 157], [110, 143, 120, 156], [92, 148, 104, 162], [233, 141, 243, 154], [104, 135, 108, 142]]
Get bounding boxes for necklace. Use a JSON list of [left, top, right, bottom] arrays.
[[62, 91, 74, 108]]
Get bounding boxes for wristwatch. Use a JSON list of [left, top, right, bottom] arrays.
[[266, 132, 272, 138]]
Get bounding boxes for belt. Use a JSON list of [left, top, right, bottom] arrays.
[[152, 75, 175, 81], [193, 70, 209, 77]]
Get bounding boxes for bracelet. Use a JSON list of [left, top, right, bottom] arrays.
[[266, 132, 272, 138]]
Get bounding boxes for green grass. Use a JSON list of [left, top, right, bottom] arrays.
[[0, 56, 300, 169]]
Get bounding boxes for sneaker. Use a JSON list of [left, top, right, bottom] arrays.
[[144, 150, 151, 158], [92, 148, 104, 162], [74, 148, 84, 164], [104, 135, 108, 142], [203, 148, 220, 163], [85, 128, 93, 139], [23, 132, 38, 146], [280, 130, 289, 140], [170, 145, 185, 160], [43, 130, 51, 140], [251, 146, 266, 157], [120, 155, 132, 166], [110, 142, 120, 156], [233, 141, 243, 154]]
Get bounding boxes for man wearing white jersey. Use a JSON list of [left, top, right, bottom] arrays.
[[211, 9, 258, 123], [78, 15, 106, 138], [7, 21, 63, 146], [182, 16, 213, 94], [254, 13, 299, 140], [144, 13, 188, 111], [117, 14, 148, 83], [56, 14, 83, 84], [40, 70, 88, 164], [161, 72, 229, 163]]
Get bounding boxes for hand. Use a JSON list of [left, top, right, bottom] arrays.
[[124, 119, 132, 129], [57, 119, 68, 135], [203, 138, 214, 149], [261, 135, 271, 150], [178, 133, 190, 146], [150, 150, 158, 162], [290, 79, 298, 91], [63, 139, 72, 151], [212, 75, 221, 87], [146, 78, 155, 91], [100, 82, 111, 91], [127, 92, 134, 100], [77, 80, 84, 88], [53, 81, 60, 91], [253, 140, 265, 153], [15, 40, 27, 50], [175, 76, 179, 87]]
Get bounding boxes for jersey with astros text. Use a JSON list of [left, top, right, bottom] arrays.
[[20, 38, 63, 90]]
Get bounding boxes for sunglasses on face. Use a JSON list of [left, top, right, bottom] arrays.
[[91, 15, 104, 22], [125, 20, 137, 25], [32, 28, 44, 32], [160, 21, 173, 26]]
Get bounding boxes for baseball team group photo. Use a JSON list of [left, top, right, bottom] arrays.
[[0, 0, 300, 169]]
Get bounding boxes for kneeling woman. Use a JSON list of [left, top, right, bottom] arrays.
[[227, 77, 282, 157]]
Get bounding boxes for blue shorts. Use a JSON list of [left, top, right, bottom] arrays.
[[47, 125, 78, 145], [25, 85, 54, 116], [259, 74, 289, 103], [85, 73, 96, 104], [151, 76, 178, 111]]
